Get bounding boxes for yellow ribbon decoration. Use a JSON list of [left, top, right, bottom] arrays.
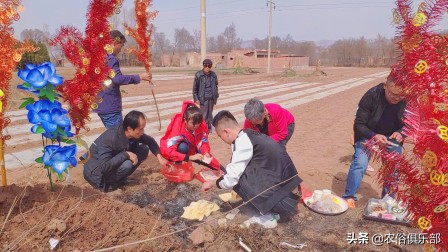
[[0, 89, 4, 113]]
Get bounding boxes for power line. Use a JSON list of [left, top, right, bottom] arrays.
[[276, 5, 391, 12], [156, 8, 266, 24], [152, 0, 246, 13], [279, 1, 392, 9], [155, 3, 392, 25]]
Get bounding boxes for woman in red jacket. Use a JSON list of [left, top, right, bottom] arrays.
[[160, 101, 221, 181], [243, 98, 295, 149]]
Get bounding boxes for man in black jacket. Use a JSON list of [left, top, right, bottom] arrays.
[[193, 59, 219, 133], [83, 110, 166, 192], [343, 72, 406, 207], [202, 110, 302, 222]]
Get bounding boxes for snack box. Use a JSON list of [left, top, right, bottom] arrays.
[[363, 198, 412, 226]]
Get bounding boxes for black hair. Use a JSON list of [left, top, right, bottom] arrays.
[[386, 71, 397, 86], [212, 110, 238, 128], [123, 110, 145, 130], [110, 30, 127, 43], [183, 105, 203, 125]]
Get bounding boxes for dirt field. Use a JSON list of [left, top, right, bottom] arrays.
[[0, 67, 425, 251]]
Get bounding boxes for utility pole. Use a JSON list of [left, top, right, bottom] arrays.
[[200, 0, 207, 64], [267, 0, 275, 73]]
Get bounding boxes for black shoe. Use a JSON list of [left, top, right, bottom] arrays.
[[120, 178, 137, 186]]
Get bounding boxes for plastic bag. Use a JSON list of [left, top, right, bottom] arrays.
[[309, 195, 343, 214], [160, 161, 194, 183]]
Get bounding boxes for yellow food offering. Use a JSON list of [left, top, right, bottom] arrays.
[[218, 191, 242, 203], [181, 200, 220, 221]]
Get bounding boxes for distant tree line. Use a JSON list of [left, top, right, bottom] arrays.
[[19, 12, 419, 68]]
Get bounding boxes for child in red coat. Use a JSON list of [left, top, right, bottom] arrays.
[[160, 101, 221, 182]]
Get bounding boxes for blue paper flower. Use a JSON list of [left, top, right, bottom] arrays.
[[43, 145, 77, 174], [17, 84, 40, 96], [26, 100, 71, 135], [42, 125, 74, 139], [18, 62, 63, 88]]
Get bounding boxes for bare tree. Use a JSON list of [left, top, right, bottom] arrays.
[[192, 30, 201, 52], [20, 28, 48, 43], [153, 32, 172, 67], [252, 37, 266, 50], [216, 34, 226, 53], [168, 28, 195, 66], [207, 36, 217, 52], [219, 23, 242, 53], [173, 27, 194, 53]]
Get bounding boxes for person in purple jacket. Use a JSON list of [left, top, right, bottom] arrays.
[[95, 30, 152, 128]]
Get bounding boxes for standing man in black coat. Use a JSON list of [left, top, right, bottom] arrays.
[[193, 59, 219, 133], [83, 110, 166, 192]]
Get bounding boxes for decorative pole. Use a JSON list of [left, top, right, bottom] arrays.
[[124, 0, 160, 130], [0, 1, 36, 186], [0, 142, 6, 186]]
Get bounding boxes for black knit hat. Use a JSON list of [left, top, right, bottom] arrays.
[[203, 59, 212, 65]]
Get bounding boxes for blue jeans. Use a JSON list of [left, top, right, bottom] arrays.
[[98, 111, 123, 129], [343, 138, 402, 201]]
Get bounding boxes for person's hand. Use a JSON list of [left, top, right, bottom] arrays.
[[127, 151, 138, 165], [139, 72, 152, 82], [373, 134, 388, 148], [157, 154, 167, 166], [389, 132, 403, 143], [195, 100, 200, 106], [201, 180, 216, 192], [189, 153, 203, 161], [203, 153, 213, 164]]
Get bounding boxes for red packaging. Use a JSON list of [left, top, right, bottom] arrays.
[[160, 161, 194, 183]]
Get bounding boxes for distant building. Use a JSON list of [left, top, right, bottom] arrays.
[[160, 50, 309, 70]]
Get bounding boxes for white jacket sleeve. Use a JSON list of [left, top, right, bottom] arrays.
[[218, 132, 253, 189]]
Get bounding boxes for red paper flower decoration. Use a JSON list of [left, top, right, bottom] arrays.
[[368, 1, 448, 250], [0, 1, 37, 141], [50, 0, 123, 134], [123, 0, 158, 72]]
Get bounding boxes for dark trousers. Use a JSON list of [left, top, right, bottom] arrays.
[[104, 144, 149, 190], [200, 99, 214, 131], [272, 194, 299, 223], [272, 184, 302, 222], [278, 123, 295, 148]]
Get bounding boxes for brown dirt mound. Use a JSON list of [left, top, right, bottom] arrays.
[[1, 182, 422, 252], [0, 184, 180, 251]]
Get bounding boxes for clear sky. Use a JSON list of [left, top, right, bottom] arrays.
[[11, 0, 448, 42]]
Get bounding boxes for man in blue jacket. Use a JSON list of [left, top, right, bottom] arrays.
[[95, 30, 152, 128]]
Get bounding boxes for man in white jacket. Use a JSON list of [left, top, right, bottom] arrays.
[[201, 110, 302, 222]]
